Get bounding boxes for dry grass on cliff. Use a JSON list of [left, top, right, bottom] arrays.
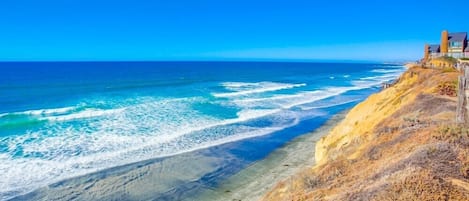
[[263, 67, 469, 201]]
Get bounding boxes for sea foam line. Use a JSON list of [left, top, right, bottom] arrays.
[[298, 99, 361, 111], [213, 82, 306, 98], [40, 108, 125, 122], [231, 84, 373, 110], [371, 68, 403, 73], [0, 106, 77, 118]]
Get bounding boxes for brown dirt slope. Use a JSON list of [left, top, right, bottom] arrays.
[[263, 66, 469, 201]]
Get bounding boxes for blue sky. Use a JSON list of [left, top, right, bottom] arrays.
[[0, 0, 468, 62]]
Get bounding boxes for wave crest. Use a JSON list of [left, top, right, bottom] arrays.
[[213, 82, 306, 98]]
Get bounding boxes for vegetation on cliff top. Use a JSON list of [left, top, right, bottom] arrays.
[[263, 66, 469, 200]]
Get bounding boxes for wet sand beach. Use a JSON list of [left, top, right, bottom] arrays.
[[193, 111, 347, 201]]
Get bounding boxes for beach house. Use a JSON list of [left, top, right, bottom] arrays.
[[466, 43, 469, 58], [424, 30, 469, 59]]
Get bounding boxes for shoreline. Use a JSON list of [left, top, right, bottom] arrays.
[[192, 109, 349, 201], [12, 109, 351, 201], [11, 111, 349, 201]]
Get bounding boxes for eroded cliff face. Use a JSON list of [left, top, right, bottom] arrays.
[[315, 67, 420, 164], [263, 67, 469, 201]]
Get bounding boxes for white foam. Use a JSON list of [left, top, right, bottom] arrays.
[[371, 68, 403, 73], [5, 112, 300, 199], [0, 105, 128, 123], [230, 70, 404, 111], [232, 86, 362, 110], [280, 91, 337, 109], [41, 108, 125, 122], [232, 93, 305, 104], [194, 116, 300, 151], [352, 67, 404, 93], [221, 82, 251, 89], [298, 99, 361, 110], [360, 72, 402, 81], [0, 106, 77, 118], [213, 82, 306, 98], [26, 107, 77, 116], [0, 97, 302, 199], [354, 72, 402, 88], [236, 109, 280, 120]]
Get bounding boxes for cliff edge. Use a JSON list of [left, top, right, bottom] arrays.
[[263, 66, 469, 200]]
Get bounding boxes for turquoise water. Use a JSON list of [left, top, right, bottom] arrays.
[[0, 61, 405, 200]]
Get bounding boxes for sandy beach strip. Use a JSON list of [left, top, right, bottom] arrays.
[[192, 110, 348, 201]]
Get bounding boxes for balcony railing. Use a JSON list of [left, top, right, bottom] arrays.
[[430, 52, 468, 59]]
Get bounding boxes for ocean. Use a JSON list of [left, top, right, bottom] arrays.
[[0, 61, 405, 200]]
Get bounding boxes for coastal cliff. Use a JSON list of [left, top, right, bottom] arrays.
[[263, 66, 469, 200]]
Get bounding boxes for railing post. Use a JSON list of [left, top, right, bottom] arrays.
[[457, 64, 468, 124]]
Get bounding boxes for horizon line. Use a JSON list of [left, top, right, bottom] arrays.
[[0, 58, 408, 64]]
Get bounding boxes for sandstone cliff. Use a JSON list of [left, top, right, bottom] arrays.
[[263, 66, 469, 200]]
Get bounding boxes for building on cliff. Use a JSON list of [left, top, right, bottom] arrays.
[[424, 30, 469, 59]]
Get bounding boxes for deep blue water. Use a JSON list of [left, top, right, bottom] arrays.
[[0, 61, 405, 200]]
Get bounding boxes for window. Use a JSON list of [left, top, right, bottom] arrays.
[[451, 41, 462, 48]]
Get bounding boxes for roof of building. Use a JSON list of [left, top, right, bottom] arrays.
[[429, 44, 440, 53], [465, 45, 469, 52], [449, 32, 467, 42]]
